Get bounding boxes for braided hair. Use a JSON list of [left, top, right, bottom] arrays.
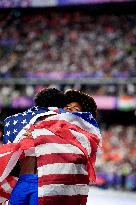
[[64, 90, 97, 118], [34, 88, 67, 108]]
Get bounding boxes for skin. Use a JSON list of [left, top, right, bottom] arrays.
[[63, 102, 82, 112], [19, 102, 83, 175]]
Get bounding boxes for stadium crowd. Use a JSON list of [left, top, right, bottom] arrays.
[[96, 125, 136, 191], [0, 12, 136, 79]]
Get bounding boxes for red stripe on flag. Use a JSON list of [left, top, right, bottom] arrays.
[[38, 174, 89, 186], [0, 176, 17, 202], [38, 195, 88, 205], [0, 188, 10, 199], [34, 135, 70, 146], [6, 176, 18, 189], [0, 154, 13, 177], [37, 153, 86, 167]]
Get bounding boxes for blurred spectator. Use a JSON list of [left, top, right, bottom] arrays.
[[0, 0, 32, 8]]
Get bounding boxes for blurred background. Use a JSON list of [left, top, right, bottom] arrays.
[[0, 0, 136, 204]]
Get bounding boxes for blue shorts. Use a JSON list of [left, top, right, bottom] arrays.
[[9, 174, 38, 205]]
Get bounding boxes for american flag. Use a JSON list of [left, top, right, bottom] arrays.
[[4, 106, 60, 144], [0, 176, 18, 205], [0, 111, 101, 205]]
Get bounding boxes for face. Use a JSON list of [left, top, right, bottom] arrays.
[[64, 102, 82, 112]]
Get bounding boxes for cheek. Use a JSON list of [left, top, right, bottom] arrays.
[[63, 107, 70, 112], [71, 108, 79, 112]]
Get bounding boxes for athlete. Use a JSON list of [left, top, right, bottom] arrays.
[[3, 88, 67, 205]]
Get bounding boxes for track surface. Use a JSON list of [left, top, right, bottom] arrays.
[[87, 188, 136, 205]]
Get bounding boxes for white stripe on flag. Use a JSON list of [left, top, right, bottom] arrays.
[[38, 184, 89, 197], [0, 150, 22, 182], [0, 151, 13, 157], [24, 147, 35, 156], [38, 163, 88, 177], [1, 182, 12, 193], [35, 143, 84, 156], [69, 129, 91, 156], [32, 128, 55, 139]]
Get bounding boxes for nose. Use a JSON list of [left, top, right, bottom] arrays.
[[64, 106, 74, 112]]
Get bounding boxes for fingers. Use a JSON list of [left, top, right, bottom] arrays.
[[25, 132, 32, 136], [23, 128, 32, 136], [21, 129, 32, 139]]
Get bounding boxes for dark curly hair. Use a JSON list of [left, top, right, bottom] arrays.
[[0, 121, 4, 142], [34, 88, 67, 108], [64, 90, 97, 118]]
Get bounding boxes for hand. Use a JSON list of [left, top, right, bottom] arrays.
[[22, 128, 32, 138]]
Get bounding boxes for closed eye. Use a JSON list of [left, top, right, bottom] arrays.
[[73, 107, 81, 111]]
